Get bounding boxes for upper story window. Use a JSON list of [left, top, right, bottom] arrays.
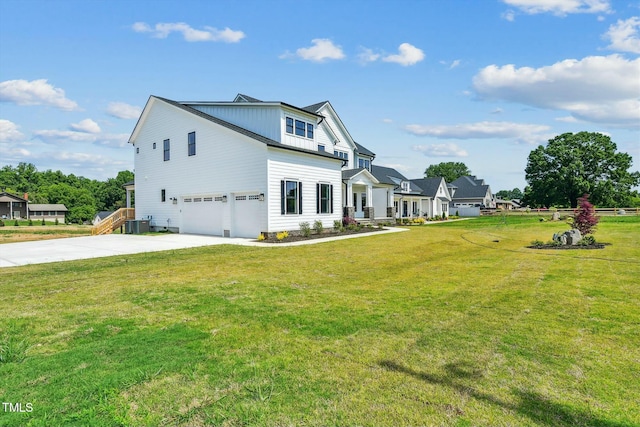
[[335, 150, 348, 167], [188, 131, 196, 156], [401, 181, 410, 192], [358, 158, 371, 170], [285, 117, 314, 139], [163, 139, 170, 161]]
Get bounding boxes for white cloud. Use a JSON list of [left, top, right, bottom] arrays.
[[132, 21, 245, 43], [70, 118, 101, 134], [501, 0, 612, 16], [604, 17, 640, 54], [0, 79, 79, 111], [490, 108, 504, 114], [405, 121, 550, 144], [382, 43, 425, 66], [357, 47, 381, 64], [473, 55, 640, 128], [502, 9, 516, 21], [449, 59, 461, 69], [0, 119, 25, 142], [412, 143, 469, 157], [294, 39, 345, 62], [34, 129, 97, 143], [106, 102, 142, 119]]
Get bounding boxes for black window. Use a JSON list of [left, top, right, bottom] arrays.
[[281, 180, 302, 215], [161, 189, 166, 202], [153, 142, 156, 149], [307, 123, 314, 139], [188, 132, 196, 156], [163, 139, 170, 161], [317, 183, 333, 214], [295, 120, 305, 137], [286, 117, 294, 134], [318, 144, 325, 152]]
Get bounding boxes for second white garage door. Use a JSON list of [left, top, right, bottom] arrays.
[[232, 194, 262, 238]]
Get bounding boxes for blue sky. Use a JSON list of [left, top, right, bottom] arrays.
[[1, 0, 639, 192]]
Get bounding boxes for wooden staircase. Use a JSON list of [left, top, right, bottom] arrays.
[[91, 208, 135, 235]]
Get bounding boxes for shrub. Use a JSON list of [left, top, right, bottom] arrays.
[[13, 219, 19, 226], [342, 216, 357, 227], [299, 221, 311, 237], [455, 210, 459, 216], [28, 219, 33, 226], [257, 233, 266, 241], [573, 194, 599, 235], [276, 231, 289, 241], [313, 220, 323, 234], [54, 218, 59, 226], [333, 220, 343, 232], [413, 217, 426, 224], [41, 218, 46, 226], [581, 234, 596, 246], [530, 239, 544, 247]]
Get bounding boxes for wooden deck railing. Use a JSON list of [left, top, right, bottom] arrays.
[[91, 208, 135, 235]]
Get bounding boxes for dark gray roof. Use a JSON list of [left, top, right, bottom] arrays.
[[450, 176, 491, 199], [95, 211, 114, 220], [29, 204, 68, 211], [153, 97, 340, 162], [234, 94, 263, 102], [410, 178, 445, 198], [342, 168, 366, 180], [354, 142, 375, 157], [302, 101, 328, 113], [371, 165, 407, 184]]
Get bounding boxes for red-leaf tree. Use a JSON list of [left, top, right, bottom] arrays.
[[573, 194, 599, 235]]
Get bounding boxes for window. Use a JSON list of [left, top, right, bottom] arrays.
[[412, 201, 418, 215], [335, 150, 348, 167], [353, 193, 358, 211], [161, 189, 166, 202], [285, 116, 314, 139], [188, 131, 196, 156], [316, 183, 333, 214], [361, 192, 367, 209], [281, 180, 302, 214], [136, 147, 139, 154], [401, 181, 410, 192], [153, 142, 156, 149], [318, 144, 325, 152], [358, 158, 370, 170], [163, 139, 170, 161]]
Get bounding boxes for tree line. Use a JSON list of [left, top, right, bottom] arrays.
[[424, 132, 640, 208], [0, 163, 134, 224]]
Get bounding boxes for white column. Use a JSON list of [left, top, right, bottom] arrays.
[[126, 189, 131, 208], [366, 185, 373, 207], [347, 182, 353, 207]]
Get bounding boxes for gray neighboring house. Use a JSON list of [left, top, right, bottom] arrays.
[[28, 204, 68, 222], [450, 176, 495, 208], [93, 211, 115, 225], [0, 192, 28, 219]]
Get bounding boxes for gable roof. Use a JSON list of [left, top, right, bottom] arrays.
[[354, 142, 375, 157], [129, 96, 341, 163], [234, 93, 263, 103], [0, 192, 27, 203], [410, 178, 448, 199], [450, 175, 492, 199], [341, 168, 380, 184], [28, 204, 68, 212], [94, 211, 114, 220]]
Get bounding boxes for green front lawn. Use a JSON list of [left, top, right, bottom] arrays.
[[1, 216, 638, 426]]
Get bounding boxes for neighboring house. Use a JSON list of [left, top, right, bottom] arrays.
[[93, 211, 115, 224], [494, 198, 516, 210], [28, 204, 68, 222], [450, 176, 495, 208], [409, 177, 452, 218], [0, 192, 28, 219], [129, 94, 451, 238]]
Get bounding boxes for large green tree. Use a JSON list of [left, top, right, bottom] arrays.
[[424, 162, 471, 183], [524, 132, 640, 208]]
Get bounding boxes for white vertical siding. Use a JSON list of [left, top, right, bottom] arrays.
[[188, 104, 282, 141]]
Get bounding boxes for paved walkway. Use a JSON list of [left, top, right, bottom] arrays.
[[0, 228, 408, 268]]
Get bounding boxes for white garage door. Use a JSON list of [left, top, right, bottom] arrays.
[[181, 196, 223, 235], [232, 194, 262, 238]]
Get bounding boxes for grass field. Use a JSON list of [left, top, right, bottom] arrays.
[[1, 216, 638, 426], [0, 223, 93, 244]]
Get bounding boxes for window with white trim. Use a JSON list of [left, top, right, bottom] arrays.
[[358, 158, 370, 170], [285, 116, 314, 139], [188, 131, 196, 156], [163, 139, 170, 161], [335, 150, 348, 167]]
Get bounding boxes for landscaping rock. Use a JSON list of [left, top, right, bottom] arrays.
[[553, 229, 582, 245], [618, 209, 626, 215], [551, 212, 560, 221]]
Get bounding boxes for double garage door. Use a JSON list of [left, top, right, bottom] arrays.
[[180, 194, 262, 238]]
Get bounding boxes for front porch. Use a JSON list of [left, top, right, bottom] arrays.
[[342, 169, 395, 222]]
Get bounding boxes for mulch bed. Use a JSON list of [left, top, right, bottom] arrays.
[[260, 227, 385, 243], [527, 243, 609, 250]]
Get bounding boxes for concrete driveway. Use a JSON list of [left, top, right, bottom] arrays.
[[0, 234, 254, 268], [0, 228, 407, 268]]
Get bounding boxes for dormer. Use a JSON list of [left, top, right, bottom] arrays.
[[401, 181, 410, 192]]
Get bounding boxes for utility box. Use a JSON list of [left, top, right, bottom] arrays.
[[125, 220, 150, 234]]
